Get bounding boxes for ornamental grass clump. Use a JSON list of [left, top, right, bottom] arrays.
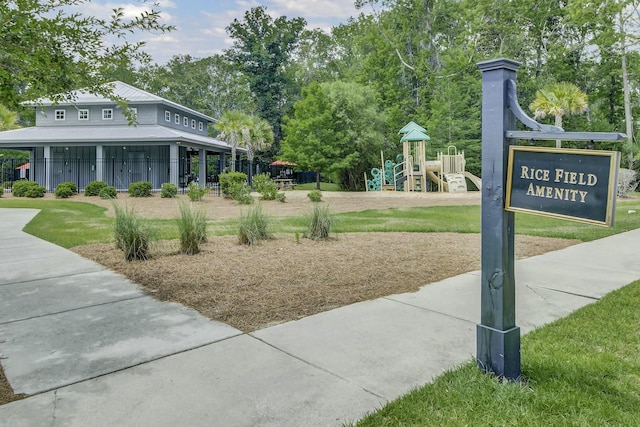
[[307, 204, 334, 240], [177, 201, 207, 255], [238, 203, 270, 245], [113, 203, 152, 261]]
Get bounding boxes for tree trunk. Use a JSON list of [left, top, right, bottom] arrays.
[[315, 170, 321, 190], [230, 146, 236, 172], [555, 115, 563, 149], [248, 160, 254, 190], [622, 53, 634, 168]]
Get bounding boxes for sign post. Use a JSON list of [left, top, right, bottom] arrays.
[[477, 58, 521, 379], [476, 58, 625, 380]]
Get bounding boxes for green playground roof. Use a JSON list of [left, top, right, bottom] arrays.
[[398, 121, 427, 135], [400, 128, 431, 142]]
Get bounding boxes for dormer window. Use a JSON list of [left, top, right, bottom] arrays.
[[78, 109, 89, 120], [175, 113, 180, 124], [165, 110, 171, 122], [102, 108, 113, 120], [183, 116, 189, 127], [55, 109, 66, 121], [198, 121, 203, 131]]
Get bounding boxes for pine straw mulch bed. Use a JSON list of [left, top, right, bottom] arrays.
[[73, 232, 580, 333]]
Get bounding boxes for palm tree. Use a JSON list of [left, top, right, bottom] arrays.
[[240, 115, 274, 187], [529, 82, 588, 148], [214, 110, 251, 171]]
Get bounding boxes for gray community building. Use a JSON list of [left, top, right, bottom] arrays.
[[0, 82, 241, 192]]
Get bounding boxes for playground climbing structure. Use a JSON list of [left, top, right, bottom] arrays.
[[365, 121, 482, 193]]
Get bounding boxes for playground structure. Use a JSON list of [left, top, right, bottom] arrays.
[[365, 121, 482, 193]]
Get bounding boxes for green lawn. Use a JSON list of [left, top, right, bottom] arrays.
[[355, 279, 640, 426], [2, 197, 640, 247], [293, 182, 342, 191]]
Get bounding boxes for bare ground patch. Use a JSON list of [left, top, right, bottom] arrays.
[[73, 232, 579, 332]]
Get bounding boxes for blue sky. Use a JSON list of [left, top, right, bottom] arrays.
[[76, 0, 364, 65]]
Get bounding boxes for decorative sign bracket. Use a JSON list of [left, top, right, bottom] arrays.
[[505, 79, 626, 142]]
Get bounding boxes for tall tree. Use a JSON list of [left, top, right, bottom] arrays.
[[135, 55, 256, 121], [225, 6, 306, 150], [214, 110, 251, 172], [0, 0, 172, 112], [529, 82, 589, 148], [281, 81, 386, 190]]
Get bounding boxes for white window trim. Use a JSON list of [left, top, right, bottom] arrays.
[[183, 116, 189, 127], [102, 108, 113, 120], [191, 119, 196, 129], [198, 121, 203, 131], [55, 109, 66, 121], [175, 113, 180, 124], [78, 109, 89, 120], [165, 110, 171, 122]]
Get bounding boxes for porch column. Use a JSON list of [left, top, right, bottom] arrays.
[[170, 143, 179, 188], [43, 145, 51, 191], [95, 145, 104, 183], [198, 149, 207, 186]]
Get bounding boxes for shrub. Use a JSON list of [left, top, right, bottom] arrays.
[[238, 204, 270, 245], [307, 204, 334, 240], [113, 203, 152, 261], [617, 168, 637, 198], [307, 189, 323, 202], [275, 192, 286, 203], [187, 182, 209, 201], [55, 182, 77, 198], [85, 180, 109, 196], [128, 181, 152, 197], [219, 172, 247, 197], [99, 186, 117, 199], [177, 202, 208, 255], [0, 186, 3, 197], [13, 180, 46, 198], [253, 173, 278, 200], [160, 182, 178, 198]]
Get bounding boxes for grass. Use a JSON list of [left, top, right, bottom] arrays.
[[2, 197, 640, 247], [294, 182, 341, 191], [237, 203, 270, 245], [176, 201, 207, 254], [355, 279, 640, 426]]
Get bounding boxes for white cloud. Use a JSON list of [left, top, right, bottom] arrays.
[[269, 0, 358, 19]]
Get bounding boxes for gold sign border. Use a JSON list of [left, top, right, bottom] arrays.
[[505, 146, 620, 227]]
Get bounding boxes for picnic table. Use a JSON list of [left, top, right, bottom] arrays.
[[274, 178, 295, 190]]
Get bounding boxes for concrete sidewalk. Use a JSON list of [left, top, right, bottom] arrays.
[[1, 208, 639, 426]]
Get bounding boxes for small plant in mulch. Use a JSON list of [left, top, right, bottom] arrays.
[[113, 203, 153, 261], [128, 181, 152, 197], [306, 204, 334, 240], [85, 180, 109, 196], [12, 180, 45, 198], [99, 186, 117, 199], [187, 182, 209, 201], [177, 201, 207, 255], [307, 189, 323, 202], [238, 203, 270, 245], [160, 182, 178, 198], [54, 182, 77, 198]]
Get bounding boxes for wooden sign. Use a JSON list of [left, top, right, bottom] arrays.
[[506, 146, 620, 227]]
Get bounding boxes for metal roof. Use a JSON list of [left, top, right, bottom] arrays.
[[29, 81, 217, 123], [398, 121, 427, 135], [0, 124, 243, 152], [400, 128, 431, 142]]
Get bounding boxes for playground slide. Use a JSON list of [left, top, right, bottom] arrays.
[[426, 170, 449, 192], [464, 171, 482, 191]]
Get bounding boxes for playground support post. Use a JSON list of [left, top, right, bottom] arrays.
[[476, 58, 521, 380]]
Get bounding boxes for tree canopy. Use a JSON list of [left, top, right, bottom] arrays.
[[0, 0, 172, 113]]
